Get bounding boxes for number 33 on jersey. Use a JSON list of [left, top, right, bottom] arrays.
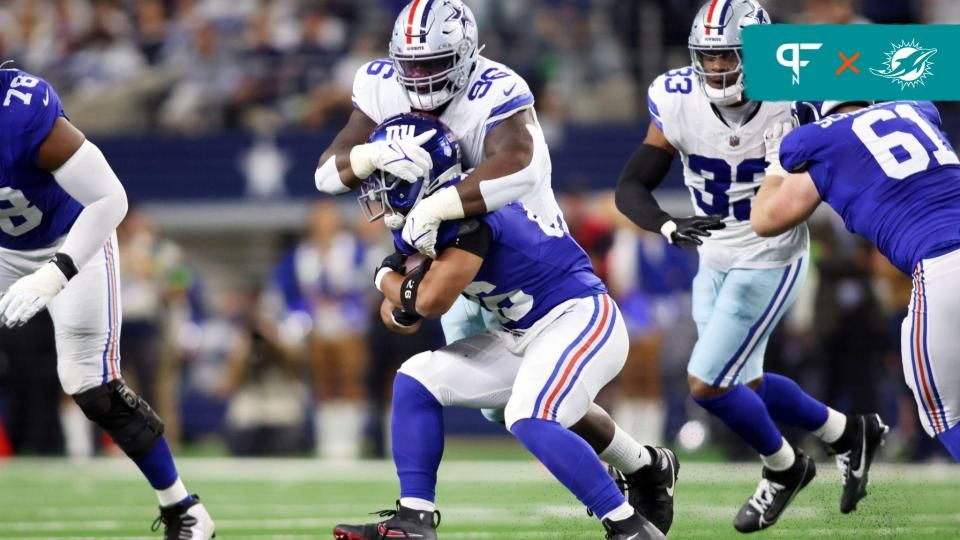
[[0, 69, 82, 250], [647, 67, 807, 270]]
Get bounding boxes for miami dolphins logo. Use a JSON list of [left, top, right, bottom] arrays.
[[870, 39, 937, 89]]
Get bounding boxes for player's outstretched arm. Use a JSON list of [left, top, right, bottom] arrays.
[[751, 171, 821, 237], [401, 110, 540, 257], [315, 109, 379, 193], [614, 122, 723, 247], [315, 109, 436, 194], [0, 117, 128, 327]]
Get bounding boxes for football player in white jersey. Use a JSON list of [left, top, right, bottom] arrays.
[[313, 0, 678, 534], [613, 0, 886, 532]]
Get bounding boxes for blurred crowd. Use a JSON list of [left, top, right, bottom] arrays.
[[0, 194, 948, 462], [1, 0, 955, 136]]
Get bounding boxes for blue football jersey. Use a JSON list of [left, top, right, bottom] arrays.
[[781, 101, 960, 275], [393, 203, 606, 331], [0, 69, 82, 251]]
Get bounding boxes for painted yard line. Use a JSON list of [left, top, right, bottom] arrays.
[[1, 459, 958, 483]]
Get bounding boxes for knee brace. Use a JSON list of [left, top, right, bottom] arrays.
[[72, 380, 164, 460]]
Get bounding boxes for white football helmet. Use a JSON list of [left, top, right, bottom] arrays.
[[389, 0, 480, 111], [688, 0, 769, 105]]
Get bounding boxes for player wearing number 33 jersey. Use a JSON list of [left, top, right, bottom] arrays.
[[0, 68, 214, 538], [615, 2, 884, 532], [754, 100, 960, 460]]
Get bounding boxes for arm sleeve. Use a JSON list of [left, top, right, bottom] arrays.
[[614, 143, 675, 232], [447, 219, 492, 258], [52, 140, 129, 268]]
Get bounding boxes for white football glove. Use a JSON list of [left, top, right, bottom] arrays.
[[0, 262, 68, 327], [349, 129, 436, 182], [763, 121, 796, 178], [401, 186, 465, 259]]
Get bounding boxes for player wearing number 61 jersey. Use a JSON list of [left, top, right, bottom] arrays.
[[0, 67, 214, 539], [615, 1, 885, 533], [753, 100, 960, 460]]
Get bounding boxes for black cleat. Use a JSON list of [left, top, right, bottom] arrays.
[[734, 450, 816, 533], [602, 511, 667, 540], [333, 501, 440, 540], [609, 446, 679, 534], [837, 413, 889, 513], [151, 494, 215, 540]]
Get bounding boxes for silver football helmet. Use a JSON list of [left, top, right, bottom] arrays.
[[689, 0, 769, 105], [389, 0, 480, 111]]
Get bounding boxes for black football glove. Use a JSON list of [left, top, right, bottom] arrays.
[[376, 251, 407, 277], [661, 216, 726, 247], [391, 307, 422, 328], [374, 251, 408, 292]]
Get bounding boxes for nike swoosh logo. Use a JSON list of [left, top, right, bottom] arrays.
[[851, 427, 868, 478], [503, 83, 517, 96], [665, 453, 676, 497], [43, 89, 49, 106]]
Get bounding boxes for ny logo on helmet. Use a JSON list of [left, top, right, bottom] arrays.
[[386, 125, 417, 140], [777, 43, 823, 85]]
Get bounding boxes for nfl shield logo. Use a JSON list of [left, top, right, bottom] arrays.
[[729, 135, 740, 147]]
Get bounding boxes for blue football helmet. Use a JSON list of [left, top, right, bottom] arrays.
[[792, 100, 873, 125], [357, 112, 462, 229]]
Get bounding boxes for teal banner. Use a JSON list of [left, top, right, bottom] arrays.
[[742, 24, 960, 101]]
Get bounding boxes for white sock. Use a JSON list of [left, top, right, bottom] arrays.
[[319, 401, 363, 459], [599, 424, 651, 474], [812, 408, 847, 444], [613, 399, 665, 447], [600, 501, 634, 523], [60, 401, 93, 459], [399, 497, 435, 512], [761, 438, 796, 472], [157, 477, 190, 507]]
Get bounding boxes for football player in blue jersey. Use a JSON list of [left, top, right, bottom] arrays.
[[753, 100, 960, 461], [0, 67, 214, 539], [331, 114, 667, 540], [316, 0, 680, 533]]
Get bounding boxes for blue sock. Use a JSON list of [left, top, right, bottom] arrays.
[[693, 385, 784, 456], [937, 423, 960, 461], [511, 418, 625, 519], [392, 373, 444, 502], [133, 437, 179, 490], [754, 373, 829, 431]]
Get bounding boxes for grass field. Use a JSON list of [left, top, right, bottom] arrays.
[[0, 453, 958, 539]]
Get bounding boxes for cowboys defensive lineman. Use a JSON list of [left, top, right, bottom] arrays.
[[614, 0, 885, 532], [313, 1, 678, 532], [0, 67, 214, 538]]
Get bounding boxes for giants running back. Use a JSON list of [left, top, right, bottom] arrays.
[[647, 68, 806, 270]]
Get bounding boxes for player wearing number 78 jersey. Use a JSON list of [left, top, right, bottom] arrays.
[[753, 100, 960, 460], [0, 67, 214, 538], [615, 0, 886, 532]]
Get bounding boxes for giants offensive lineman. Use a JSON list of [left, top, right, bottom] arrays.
[[313, 1, 679, 533], [613, 0, 885, 532], [0, 67, 214, 538], [753, 100, 960, 461]]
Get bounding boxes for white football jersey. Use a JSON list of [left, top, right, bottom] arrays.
[[352, 55, 563, 228], [648, 67, 808, 271]]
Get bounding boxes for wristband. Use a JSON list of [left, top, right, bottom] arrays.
[[374, 266, 394, 292]]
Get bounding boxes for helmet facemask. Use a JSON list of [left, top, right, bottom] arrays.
[[391, 39, 476, 111], [690, 46, 744, 106]]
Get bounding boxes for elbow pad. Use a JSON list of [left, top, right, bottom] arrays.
[[315, 155, 350, 194], [477, 124, 546, 211]]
